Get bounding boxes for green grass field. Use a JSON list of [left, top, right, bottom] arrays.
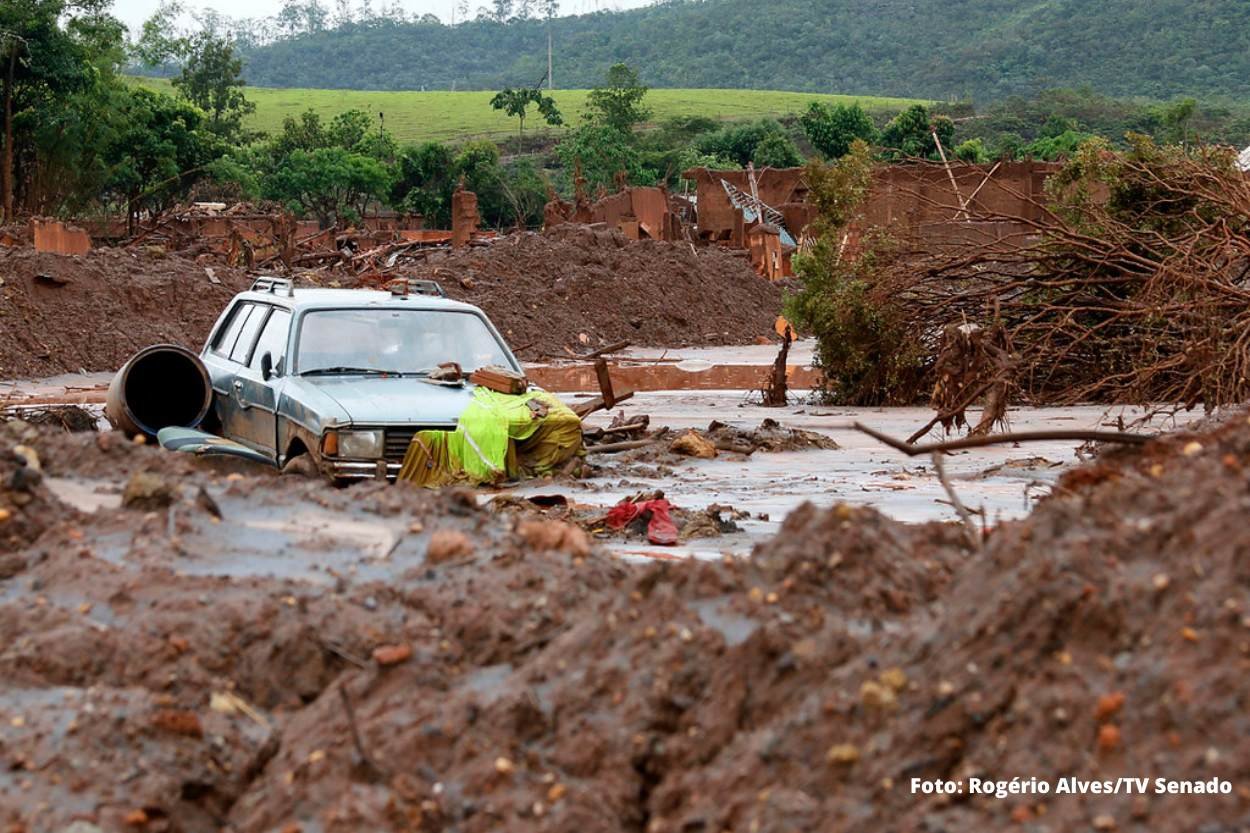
[[134, 77, 924, 144]]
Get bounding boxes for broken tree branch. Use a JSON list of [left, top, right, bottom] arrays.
[[930, 450, 981, 550], [852, 422, 1152, 456]]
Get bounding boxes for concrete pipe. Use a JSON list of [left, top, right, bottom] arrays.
[[106, 344, 213, 438]]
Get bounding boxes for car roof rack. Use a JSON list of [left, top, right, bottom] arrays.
[[251, 277, 295, 297], [389, 279, 446, 298]]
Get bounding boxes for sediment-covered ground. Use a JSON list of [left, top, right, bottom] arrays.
[[404, 225, 785, 357], [0, 228, 782, 379], [1, 402, 1247, 831]]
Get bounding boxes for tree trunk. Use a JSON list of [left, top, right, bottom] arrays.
[[2, 44, 16, 224]]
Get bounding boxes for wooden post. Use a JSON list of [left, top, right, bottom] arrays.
[[932, 130, 969, 221]]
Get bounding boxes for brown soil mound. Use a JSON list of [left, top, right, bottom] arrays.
[[1, 415, 1247, 831], [0, 246, 252, 378], [1, 229, 781, 379], [406, 225, 784, 356]]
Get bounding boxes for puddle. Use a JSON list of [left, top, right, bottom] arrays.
[[44, 477, 121, 513]]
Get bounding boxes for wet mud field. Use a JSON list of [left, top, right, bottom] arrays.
[[3, 354, 1248, 831]]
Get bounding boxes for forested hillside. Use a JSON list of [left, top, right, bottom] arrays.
[[237, 0, 1250, 101]]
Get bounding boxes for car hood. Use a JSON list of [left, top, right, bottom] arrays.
[[293, 376, 474, 427]]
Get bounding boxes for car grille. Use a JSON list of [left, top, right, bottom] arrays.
[[384, 428, 419, 462], [383, 427, 455, 462]]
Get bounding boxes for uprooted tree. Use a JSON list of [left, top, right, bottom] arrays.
[[788, 136, 1250, 412]]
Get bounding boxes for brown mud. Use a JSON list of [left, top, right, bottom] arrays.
[[0, 229, 783, 380], [401, 225, 785, 358], [1, 404, 1248, 830], [0, 247, 254, 379]]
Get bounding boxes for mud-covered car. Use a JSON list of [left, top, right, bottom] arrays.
[[169, 277, 522, 481]]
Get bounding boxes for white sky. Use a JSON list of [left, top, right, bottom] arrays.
[[111, 0, 655, 35]]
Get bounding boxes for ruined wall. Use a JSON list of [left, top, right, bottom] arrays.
[[686, 162, 1060, 244], [682, 167, 808, 240], [860, 161, 1059, 229], [545, 186, 680, 241], [30, 218, 91, 256]]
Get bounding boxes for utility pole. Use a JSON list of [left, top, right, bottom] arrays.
[[547, 30, 553, 90]]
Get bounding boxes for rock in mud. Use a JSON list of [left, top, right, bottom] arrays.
[[121, 470, 177, 510], [516, 519, 591, 557], [670, 430, 717, 459], [426, 528, 475, 563]]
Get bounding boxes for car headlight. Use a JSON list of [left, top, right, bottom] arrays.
[[327, 429, 385, 459]]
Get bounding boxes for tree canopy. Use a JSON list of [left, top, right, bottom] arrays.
[[231, 0, 1250, 102]]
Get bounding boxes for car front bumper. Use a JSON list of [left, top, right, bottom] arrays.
[[325, 459, 403, 481]]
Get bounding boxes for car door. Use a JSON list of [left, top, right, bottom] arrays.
[[228, 306, 291, 455], [203, 300, 256, 433]]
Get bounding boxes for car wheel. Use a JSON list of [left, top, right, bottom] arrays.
[[280, 454, 319, 479]]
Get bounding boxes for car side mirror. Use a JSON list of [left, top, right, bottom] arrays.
[[260, 352, 274, 381]]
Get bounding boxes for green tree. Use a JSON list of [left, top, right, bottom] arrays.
[[172, 31, 255, 139], [953, 138, 989, 163], [696, 119, 791, 167], [800, 101, 878, 160], [1, 0, 124, 220], [879, 104, 954, 160], [783, 141, 924, 404], [392, 140, 457, 225], [752, 132, 802, 167], [556, 124, 653, 191], [104, 86, 223, 230], [489, 86, 562, 148], [132, 0, 189, 66], [266, 146, 392, 227], [496, 157, 548, 228], [1022, 130, 1094, 160], [585, 62, 651, 134]]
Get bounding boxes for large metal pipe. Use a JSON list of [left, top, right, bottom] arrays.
[[106, 344, 213, 438]]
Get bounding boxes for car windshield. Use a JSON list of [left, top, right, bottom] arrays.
[[296, 308, 513, 376]]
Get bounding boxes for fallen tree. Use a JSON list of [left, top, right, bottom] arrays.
[[789, 138, 1250, 410]]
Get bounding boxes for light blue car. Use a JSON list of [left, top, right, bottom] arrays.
[[194, 277, 523, 481]]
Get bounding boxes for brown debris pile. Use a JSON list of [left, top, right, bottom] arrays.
[[405, 224, 784, 356], [0, 245, 253, 378], [3, 408, 1249, 829], [0, 222, 781, 378], [584, 418, 839, 462]]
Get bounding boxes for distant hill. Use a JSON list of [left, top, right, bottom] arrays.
[[237, 0, 1250, 101]]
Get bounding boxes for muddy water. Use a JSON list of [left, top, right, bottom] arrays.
[[13, 342, 1199, 564], [515, 391, 1197, 558]]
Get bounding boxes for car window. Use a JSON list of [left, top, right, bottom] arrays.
[[250, 308, 291, 372], [229, 304, 270, 365], [296, 309, 513, 375], [211, 302, 250, 357]]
